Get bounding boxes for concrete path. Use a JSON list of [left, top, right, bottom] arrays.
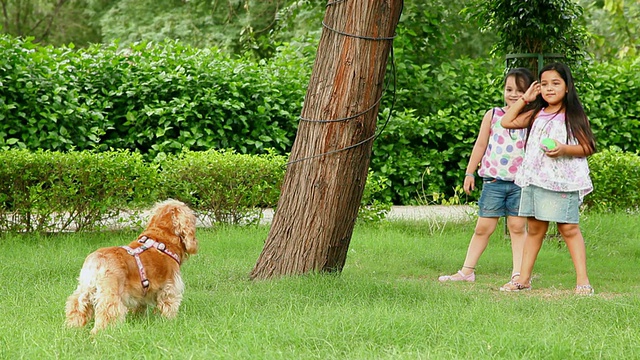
[[260, 205, 475, 224], [36, 205, 476, 231], [384, 205, 475, 222]]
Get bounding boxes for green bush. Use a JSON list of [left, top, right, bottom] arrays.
[[374, 58, 511, 204], [2, 34, 639, 205], [0, 35, 310, 159], [0, 149, 392, 231], [358, 172, 393, 223], [158, 149, 287, 225], [158, 150, 392, 225], [0, 149, 157, 232], [586, 147, 640, 212], [581, 59, 640, 153], [372, 107, 480, 205]]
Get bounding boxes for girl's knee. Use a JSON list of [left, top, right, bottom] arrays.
[[506, 221, 526, 236], [558, 223, 581, 238], [507, 227, 526, 238], [474, 218, 498, 236], [527, 221, 549, 238]]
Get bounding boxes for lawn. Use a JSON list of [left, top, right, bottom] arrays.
[[1, 211, 639, 359]]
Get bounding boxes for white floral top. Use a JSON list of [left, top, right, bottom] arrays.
[[515, 109, 593, 199], [478, 107, 526, 181]]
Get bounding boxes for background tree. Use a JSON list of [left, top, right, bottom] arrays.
[[250, 0, 403, 280], [91, 0, 291, 57], [578, 0, 639, 59], [467, 0, 589, 73], [3, 0, 639, 63], [0, 0, 100, 46]]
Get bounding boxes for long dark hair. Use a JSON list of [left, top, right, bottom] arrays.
[[524, 63, 596, 154], [505, 67, 534, 94]]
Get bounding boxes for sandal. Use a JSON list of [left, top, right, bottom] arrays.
[[499, 281, 531, 292], [575, 284, 594, 296], [438, 270, 475, 282]]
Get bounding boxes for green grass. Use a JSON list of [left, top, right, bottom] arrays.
[[1, 212, 639, 359]]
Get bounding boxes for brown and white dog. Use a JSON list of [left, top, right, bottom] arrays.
[[65, 199, 198, 334]]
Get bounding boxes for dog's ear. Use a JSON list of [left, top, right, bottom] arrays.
[[172, 205, 198, 255]]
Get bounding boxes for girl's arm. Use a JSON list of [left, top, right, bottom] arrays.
[[545, 142, 594, 158], [501, 81, 540, 129], [463, 109, 493, 194]]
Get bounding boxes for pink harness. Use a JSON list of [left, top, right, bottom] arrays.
[[121, 236, 181, 294]]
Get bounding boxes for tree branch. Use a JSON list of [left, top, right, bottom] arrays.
[[0, 0, 9, 32], [15, 0, 22, 35], [32, 0, 68, 42]]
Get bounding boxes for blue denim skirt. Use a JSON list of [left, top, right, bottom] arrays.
[[478, 178, 522, 218], [518, 184, 580, 224]]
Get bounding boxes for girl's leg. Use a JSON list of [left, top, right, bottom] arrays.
[[557, 223, 590, 286], [516, 217, 549, 285], [440, 217, 498, 280], [506, 215, 527, 277], [461, 217, 500, 273]]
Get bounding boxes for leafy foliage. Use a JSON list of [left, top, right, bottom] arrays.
[[394, 0, 496, 70], [158, 149, 286, 225], [358, 172, 393, 223], [580, 58, 640, 153], [578, 0, 640, 59], [93, 0, 292, 57], [372, 58, 504, 204], [2, 0, 640, 67], [586, 147, 640, 212], [0, 148, 392, 231], [0, 0, 102, 46], [467, 0, 589, 72], [1, 33, 639, 206], [0, 149, 157, 232], [0, 35, 311, 159]]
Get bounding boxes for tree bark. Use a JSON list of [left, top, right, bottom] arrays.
[[250, 0, 403, 280]]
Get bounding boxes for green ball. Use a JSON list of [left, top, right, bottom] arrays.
[[541, 138, 556, 151]]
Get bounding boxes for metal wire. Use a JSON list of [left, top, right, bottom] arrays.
[[285, 0, 400, 166]]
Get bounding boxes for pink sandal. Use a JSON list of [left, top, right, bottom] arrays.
[[575, 284, 594, 296], [499, 280, 531, 292], [438, 270, 475, 282]]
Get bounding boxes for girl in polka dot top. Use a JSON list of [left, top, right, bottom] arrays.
[[438, 68, 533, 284]]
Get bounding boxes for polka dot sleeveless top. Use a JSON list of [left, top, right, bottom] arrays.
[[477, 107, 526, 181]]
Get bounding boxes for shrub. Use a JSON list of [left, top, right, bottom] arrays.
[[371, 107, 479, 205], [0, 36, 310, 159], [581, 59, 640, 153], [586, 147, 640, 213], [358, 172, 392, 223], [0, 149, 157, 232], [2, 34, 639, 205], [372, 58, 507, 204], [468, 0, 588, 71], [158, 149, 392, 225], [158, 149, 287, 225], [0, 148, 393, 232]]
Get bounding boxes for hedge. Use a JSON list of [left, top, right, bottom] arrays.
[[0, 36, 309, 157], [0, 149, 156, 232], [1, 34, 639, 204], [1, 147, 637, 233], [586, 147, 640, 212], [0, 149, 391, 232]]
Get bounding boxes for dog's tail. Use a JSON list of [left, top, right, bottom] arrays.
[[65, 256, 99, 328], [65, 250, 110, 328]]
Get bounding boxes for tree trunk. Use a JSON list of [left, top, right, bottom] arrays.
[[250, 0, 403, 280]]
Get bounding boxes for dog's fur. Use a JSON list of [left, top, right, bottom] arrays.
[[65, 199, 198, 334]]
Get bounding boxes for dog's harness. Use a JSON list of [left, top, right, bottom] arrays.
[[121, 236, 181, 294]]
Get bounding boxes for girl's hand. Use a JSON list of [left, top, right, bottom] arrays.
[[523, 81, 541, 103], [463, 175, 475, 195], [544, 140, 564, 158]]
